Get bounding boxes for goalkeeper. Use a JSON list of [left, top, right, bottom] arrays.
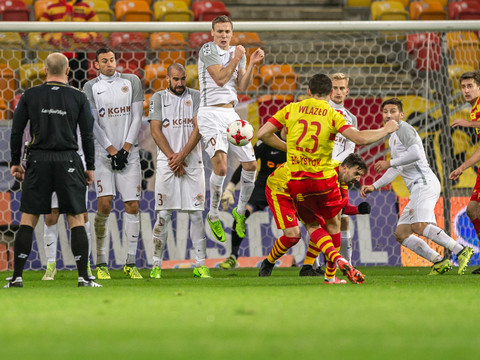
[[219, 129, 286, 269]]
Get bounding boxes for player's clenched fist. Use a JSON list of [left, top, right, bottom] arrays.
[[384, 119, 399, 134], [235, 45, 246, 60], [250, 48, 265, 64]]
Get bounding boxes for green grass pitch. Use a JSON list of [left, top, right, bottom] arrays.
[[1, 266, 479, 360]]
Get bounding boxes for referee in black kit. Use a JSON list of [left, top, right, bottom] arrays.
[[5, 52, 101, 288]]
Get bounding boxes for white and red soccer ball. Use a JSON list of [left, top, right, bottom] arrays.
[[227, 120, 254, 146]]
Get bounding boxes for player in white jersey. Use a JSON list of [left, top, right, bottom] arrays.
[[41, 133, 94, 280], [83, 47, 144, 280], [148, 63, 210, 279], [361, 98, 474, 275], [329, 73, 370, 265], [197, 15, 265, 243]]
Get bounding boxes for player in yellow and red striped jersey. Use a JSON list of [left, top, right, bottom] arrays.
[[450, 71, 480, 274], [257, 73, 398, 284]]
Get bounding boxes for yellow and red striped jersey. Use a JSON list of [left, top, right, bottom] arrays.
[[268, 98, 352, 180], [470, 96, 480, 139], [40, 0, 98, 22]]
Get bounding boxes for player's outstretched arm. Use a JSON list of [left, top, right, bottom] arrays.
[[360, 184, 375, 198], [450, 146, 480, 180], [342, 120, 398, 145], [451, 118, 480, 128], [257, 122, 287, 152]]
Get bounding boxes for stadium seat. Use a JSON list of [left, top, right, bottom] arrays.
[[0, 98, 7, 120], [406, 32, 441, 72], [19, 63, 46, 89], [260, 64, 297, 92], [192, 1, 231, 21], [0, 32, 24, 70], [446, 31, 480, 68], [34, 0, 52, 21], [143, 92, 153, 117], [371, 1, 409, 20], [409, 1, 447, 20], [86, 0, 113, 21], [188, 32, 213, 48], [150, 32, 188, 66], [116, 60, 142, 78], [0, 0, 30, 21], [115, 0, 153, 21], [27, 32, 55, 62], [449, 0, 480, 20], [110, 32, 148, 69], [231, 32, 263, 59], [144, 63, 169, 92], [153, 1, 193, 21], [185, 63, 198, 89], [0, 64, 15, 106], [346, 0, 371, 6]]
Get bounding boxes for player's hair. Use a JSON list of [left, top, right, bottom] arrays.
[[45, 52, 68, 76], [460, 71, 480, 86], [342, 153, 367, 173], [330, 72, 349, 85], [308, 74, 332, 97], [95, 47, 115, 62], [381, 98, 403, 113], [167, 63, 186, 77], [212, 15, 233, 30]]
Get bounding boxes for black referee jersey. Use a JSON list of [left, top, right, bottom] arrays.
[[10, 81, 95, 170]]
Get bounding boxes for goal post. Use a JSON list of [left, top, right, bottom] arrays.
[[0, 20, 479, 271]]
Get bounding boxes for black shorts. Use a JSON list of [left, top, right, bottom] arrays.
[[20, 150, 87, 215], [248, 184, 269, 212]]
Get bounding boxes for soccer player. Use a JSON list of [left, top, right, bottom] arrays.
[[329, 73, 359, 263], [449, 71, 480, 274], [6, 52, 100, 288], [218, 129, 287, 270], [362, 98, 474, 275], [257, 73, 399, 284], [83, 47, 144, 280], [148, 63, 209, 279], [197, 15, 265, 244]]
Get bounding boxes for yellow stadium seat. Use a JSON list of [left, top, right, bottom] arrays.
[[144, 63, 170, 92], [371, 1, 409, 20], [0, 64, 15, 106], [86, 0, 113, 21], [185, 64, 199, 90], [27, 32, 56, 62], [447, 31, 480, 68], [346, 0, 371, 6], [153, 1, 193, 21], [115, 0, 153, 21], [260, 64, 297, 92], [0, 32, 24, 70], [150, 32, 188, 65], [20, 63, 46, 90], [23, 0, 34, 6], [35, 0, 53, 21], [409, 1, 447, 20]]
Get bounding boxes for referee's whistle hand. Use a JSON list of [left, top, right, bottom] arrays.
[[85, 170, 94, 185], [10, 165, 25, 180]]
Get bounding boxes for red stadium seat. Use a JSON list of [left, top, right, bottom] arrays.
[[188, 32, 213, 48], [448, 0, 480, 20], [116, 60, 142, 78], [110, 32, 148, 70], [406, 32, 441, 72], [0, 0, 30, 21], [192, 1, 231, 21], [409, 1, 447, 20]]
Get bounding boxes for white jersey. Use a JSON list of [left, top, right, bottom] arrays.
[[149, 87, 203, 169], [330, 100, 357, 162], [387, 121, 438, 191], [198, 41, 246, 107], [83, 72, 144, 153]]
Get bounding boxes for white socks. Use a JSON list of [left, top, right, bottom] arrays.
[[339, 230, 352, 263], [423, 224, 463, 255], [190, 210, 206, 267], [44, 224, 58, 263], [209, 173, 225, 220], [152, 210, 171, 268], [94, 212, 109, 265], [125, 213, 140, 265], [403, 234, 442, 263], [237, 169, 256, 215]]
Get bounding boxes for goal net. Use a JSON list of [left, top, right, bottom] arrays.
[[0, 21, 479, 271]]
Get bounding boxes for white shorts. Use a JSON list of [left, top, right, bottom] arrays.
[[398, 179, 440, 225], [197, 106, 256, 163], [94, 147, 141, 202], [155, 165, 205, 211], [51, 189, 88, 210]]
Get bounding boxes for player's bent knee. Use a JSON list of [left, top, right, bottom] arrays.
[[241, 160, 257, 172], [284, 226, 301, 239]]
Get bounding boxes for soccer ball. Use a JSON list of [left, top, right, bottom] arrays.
[[227, 120, 254, 146]]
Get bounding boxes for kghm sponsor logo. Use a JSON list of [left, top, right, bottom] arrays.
[[106, 106, 131, 117], [41, 108, 67, 116]]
